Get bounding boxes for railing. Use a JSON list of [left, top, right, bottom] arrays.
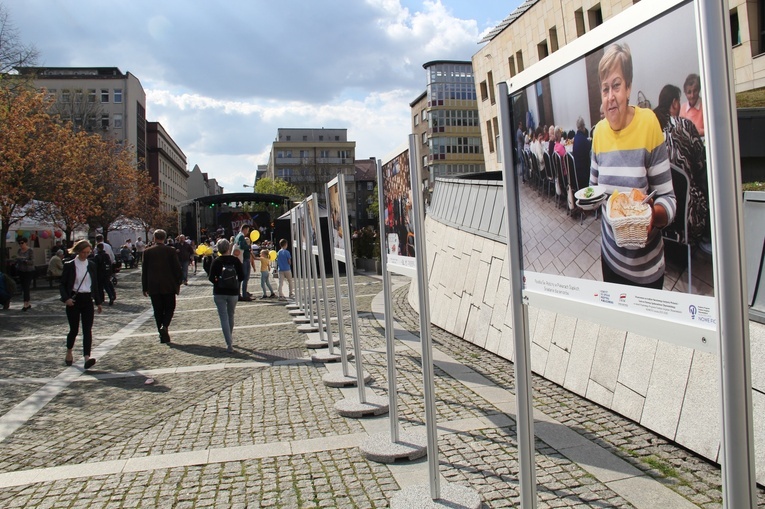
[[428, 176, 506, 243]]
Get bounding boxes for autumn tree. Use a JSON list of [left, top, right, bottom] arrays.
[[35, 129, 103, 243], [131, 169, 168, 242], [85, 142, 141, 242], [0, 85, 60, 268]]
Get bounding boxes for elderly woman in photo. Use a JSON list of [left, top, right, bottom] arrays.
[[590, 43, 676, 289]]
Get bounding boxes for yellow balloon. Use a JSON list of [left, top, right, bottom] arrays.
[[195, 245, 207, 256], [250, 230, 260, 242], [204, 247, 213, 257], [269, 250, 277, 261]]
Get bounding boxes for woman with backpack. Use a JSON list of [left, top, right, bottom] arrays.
[[208, 238, 244, 353]]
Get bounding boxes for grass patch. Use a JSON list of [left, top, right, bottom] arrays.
[[643, 455, 679, 479], [743, 181, 765, 191], [737, 88, 765, 108]]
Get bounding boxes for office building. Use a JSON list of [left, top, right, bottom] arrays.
[[16, 66, 147, 165], [266, 127, 356, 205], [146, 121, 188, 212], [413, 61, 485, 187]]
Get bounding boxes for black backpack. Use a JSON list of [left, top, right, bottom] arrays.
[[217, 262, 238, 291]]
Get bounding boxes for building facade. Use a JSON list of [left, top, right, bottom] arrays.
[[730, 0, 765, 92], [146, 122, 188, 212], [472, 0, 765, 172], [266, 128, 356, 206], [418, 60, 485, 185], [17, 66, 147, 165], [354, 158, 378, 229], [187, 165, 224, 199]]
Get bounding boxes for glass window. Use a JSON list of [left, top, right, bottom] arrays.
[[114, 89, 123, 103], [87, 89, 96, 103], [730, 8, 741, 46], [421, 132, 427, 145], [320, 150, 330, 158], [113, 114, 123, 129], [101, 114, 109, 129], [414, 113, 419, 126], [299, 150, 309, 158], [100, 89, 109, 102], [61, 89, 71, 103], [588, 4, 603, 29], [575, 9, 586, 37], [74, 89, 83, 102]]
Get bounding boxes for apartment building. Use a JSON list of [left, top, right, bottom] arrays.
[[16, 66, 147, 164], [147, 121, 188, 212], [266, 128, 356, 207], [414, 61, 485, 185]]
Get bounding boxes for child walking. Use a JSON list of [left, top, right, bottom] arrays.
[[260, 249, 276, 299]]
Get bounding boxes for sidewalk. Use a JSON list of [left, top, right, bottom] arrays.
[[0, 268, 760, 508]]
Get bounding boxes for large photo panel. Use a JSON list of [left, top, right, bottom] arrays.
[[504, 0, 717, 347], [326, 176, 346, 262], [381, 143, 416, 276]]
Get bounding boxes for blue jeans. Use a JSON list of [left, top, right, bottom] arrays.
[[181, 260, 190, 283], [240, 259, 251, 296], [213, 294, 238, 347], [260, 271, 274, 296]]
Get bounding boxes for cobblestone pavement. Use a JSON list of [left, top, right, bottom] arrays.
[[0, 268, 761, 508]]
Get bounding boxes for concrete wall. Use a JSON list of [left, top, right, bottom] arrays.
[[410, 177, 765, 484]]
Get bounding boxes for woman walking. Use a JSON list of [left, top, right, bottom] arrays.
[[208, 238, 244, 353], [15, 237, 35, 311], [60, 239, 103, 369], [259, 249, 276, 299]]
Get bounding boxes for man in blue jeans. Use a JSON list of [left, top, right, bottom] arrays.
[[233, 224, 252, 301]]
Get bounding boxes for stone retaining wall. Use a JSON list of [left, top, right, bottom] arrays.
[[408, 177, 765, 484]]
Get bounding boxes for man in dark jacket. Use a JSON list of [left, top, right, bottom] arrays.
[[142, 229, 183, 343]]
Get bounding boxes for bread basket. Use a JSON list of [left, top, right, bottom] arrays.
[[606, 199, 652, 249]]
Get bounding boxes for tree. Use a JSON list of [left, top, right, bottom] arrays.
[[36, 129, 102, 243], [253, 177, 301, 200], [244, 177, 300, 219], [49, 90, 106, 134], [367, 184, 379, 220], [85, 142, 141, 242], [131, 170, 167, 242], [0, 86, 60, 269], [0, 5, 38, 75]]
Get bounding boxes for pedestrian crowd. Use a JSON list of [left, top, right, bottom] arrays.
[[3, 225, 295, 372]]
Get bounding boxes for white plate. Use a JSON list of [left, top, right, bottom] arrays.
[[576, 195, 606, 211], [575, 185, 606, 202]]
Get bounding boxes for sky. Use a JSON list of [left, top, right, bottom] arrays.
[[6, 0, 523, 193]]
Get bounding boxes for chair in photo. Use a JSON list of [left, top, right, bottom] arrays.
[[662, 163, 693, 293], [529, 151, 542, 191], [542, 151, 554, 197], [564, 152, 581, 219], [552, 152, 566, 209]]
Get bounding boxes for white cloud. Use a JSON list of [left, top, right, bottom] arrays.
[[9, 0, 506, 191]]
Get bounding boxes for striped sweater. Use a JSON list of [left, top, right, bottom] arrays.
[[590, 106, 676, 285]]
